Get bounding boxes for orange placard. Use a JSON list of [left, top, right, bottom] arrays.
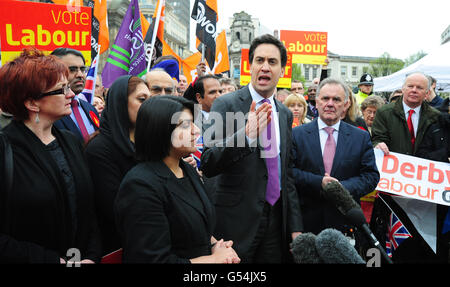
[[0, 1, 91, 65], [240, 48, 292, 89], [280, 30, 327, 65]]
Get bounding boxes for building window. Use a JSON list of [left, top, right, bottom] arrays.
[[341, 66, 347, 77], [305, 67, 310, 80], [352, 66, 357, 77], [312, 67, 318, 79]]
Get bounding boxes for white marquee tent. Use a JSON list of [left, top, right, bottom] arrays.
[[373, 41, 450, 93]]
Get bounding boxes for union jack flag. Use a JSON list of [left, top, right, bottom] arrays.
[[386, 211, 412, 257], [80, 54, 100, 105], [191, 135, 203, 168]]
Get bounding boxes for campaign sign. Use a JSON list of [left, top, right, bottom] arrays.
[[0, 1, 91, 65], [374, 149, 450, 206], [280, 30, 327, 65]]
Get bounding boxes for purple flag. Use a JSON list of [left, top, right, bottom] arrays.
[[101, 0, 147, 88]]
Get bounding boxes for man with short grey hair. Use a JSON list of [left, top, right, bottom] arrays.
[[370, 72, 442, 263], [291, 78, 379, 241]]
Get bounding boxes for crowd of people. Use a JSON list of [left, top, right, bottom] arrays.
[[0, 33, 448, 264]]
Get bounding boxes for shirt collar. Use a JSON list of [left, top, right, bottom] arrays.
[[317, 117, 341, 132], [249, 83, 276, 106], [402, 100, 421, 115]]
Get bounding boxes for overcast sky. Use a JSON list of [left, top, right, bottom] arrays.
[[190, 0, 449, 60]]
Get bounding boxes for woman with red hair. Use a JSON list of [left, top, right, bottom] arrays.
[[0, 48, 101, 263]]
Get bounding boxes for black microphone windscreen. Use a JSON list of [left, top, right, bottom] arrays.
[[291, 233, 322, 264], [322, 181, 359, 214], [315, 228, 365, 264], [345, 207, 368, 227]]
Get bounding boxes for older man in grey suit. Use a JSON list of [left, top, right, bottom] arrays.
[[200, 34, 303, 263]]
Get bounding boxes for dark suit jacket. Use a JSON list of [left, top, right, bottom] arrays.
[[114, 160, 215, 263], [54, 99, 99, 142], [292, 119, 380, 234], [200, 85, 303, 262]]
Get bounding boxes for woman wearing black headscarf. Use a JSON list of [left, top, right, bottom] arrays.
[[85, 75, 151, 255]]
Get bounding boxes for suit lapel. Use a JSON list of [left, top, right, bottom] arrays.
[[237, 86, 253, 114], [79, 100, 99, 130], [309, 120, 325, 174], [331, 122, 351, 175], [61, 116, 83, 139], [275, 100, 287, 172], [160, 161, 210, 226]]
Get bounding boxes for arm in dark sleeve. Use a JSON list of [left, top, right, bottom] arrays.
[[370, 108, 391, 148], [285, 114, 303, 233], [340, 133, 380, 200], [0, 234, 61, 263], [200, 97, 254, 177], [115, 179, 190, 264]]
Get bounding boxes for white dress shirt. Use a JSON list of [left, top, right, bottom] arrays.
[[402, 101, 421, 137], [317, 117, 341, 155]]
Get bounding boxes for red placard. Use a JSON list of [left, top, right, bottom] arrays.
[[0, 1, 91, 65]]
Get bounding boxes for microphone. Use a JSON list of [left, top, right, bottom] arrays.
[[315, 228, 365, 264], [291, 229, 365, 264], [321, 180, 359, 214], [322, 181, 393, 264], [291, 232, 322, 264]]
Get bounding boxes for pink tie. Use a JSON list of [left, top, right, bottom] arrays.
[[323, 126, 336, 175], [71, 99, 90, 143]]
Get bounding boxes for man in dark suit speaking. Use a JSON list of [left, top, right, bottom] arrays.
[[200, 34, 303, 263], [291, 78, 379, 237]]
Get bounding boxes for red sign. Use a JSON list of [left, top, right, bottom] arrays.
[[0, 1, 92, 65], [280, 30, 327, 65]]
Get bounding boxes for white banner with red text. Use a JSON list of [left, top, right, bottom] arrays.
[[374, 149, 450, 206]]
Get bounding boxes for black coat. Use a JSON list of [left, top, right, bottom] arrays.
[[0, 121, 101, 263], [115, 160, 215, 263], [85, 75, 137, 255]]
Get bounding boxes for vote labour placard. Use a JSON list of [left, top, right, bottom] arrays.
[[280, 30, 327, 65], [240, 48, 293, 89], [0, 1, 92, 65], [374, 149, 450, 206]]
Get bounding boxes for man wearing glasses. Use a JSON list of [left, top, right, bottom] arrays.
[[144, 69, 176, 97], [51, 48, 100, 144]]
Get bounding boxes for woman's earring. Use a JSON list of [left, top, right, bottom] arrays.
[[35, 112, 40, 124]]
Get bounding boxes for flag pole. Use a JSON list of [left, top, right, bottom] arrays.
[[146, 0, 163, 72]]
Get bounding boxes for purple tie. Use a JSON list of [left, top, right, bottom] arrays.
[[323, 126, 336, 175], [261, 99, 280, 206]]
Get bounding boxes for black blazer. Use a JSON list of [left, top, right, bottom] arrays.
[[200, 85, 303, 262], [54, 98, 99, 142], [0, 121, 101, 263], [114, 160, 215, 263], [292, 119, 380, 234]]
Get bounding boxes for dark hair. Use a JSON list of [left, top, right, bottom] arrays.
[[128, 76, 146, 95], [0, 47, 69, 120], [249, 34, 287, 67], [193, 75, 219, 99], [50, 47, 86, 64], [135, 95, 195, 162]]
